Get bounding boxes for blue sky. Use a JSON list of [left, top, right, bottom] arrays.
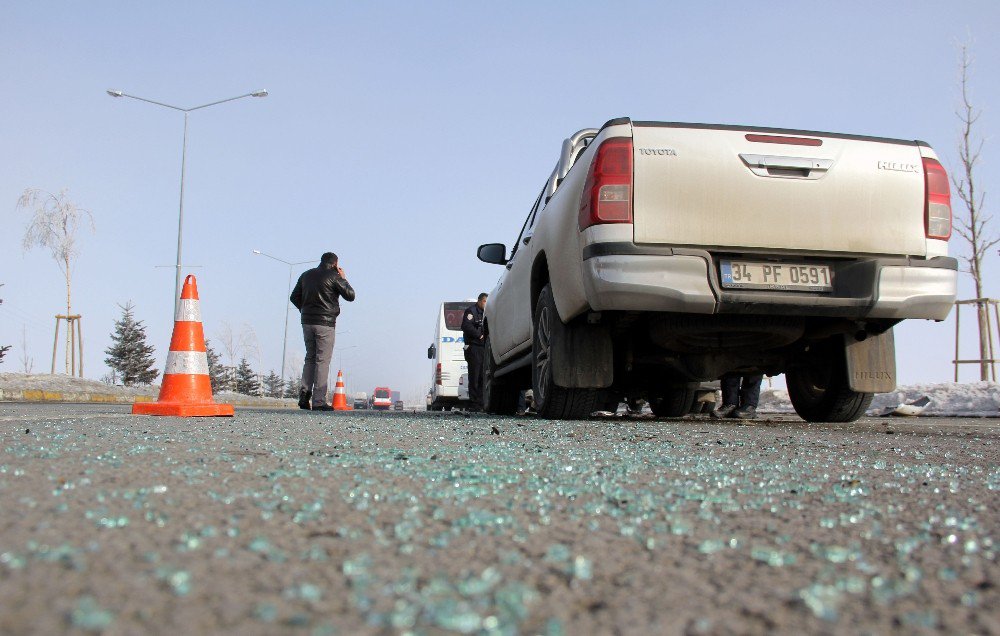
[[2, 1, 998, 400]]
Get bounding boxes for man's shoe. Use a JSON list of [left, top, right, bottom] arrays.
[[313, 404, 335, 412], [298, 389, 312, 410], [731, 405, 757, 419], [711, 404, 737, 419]]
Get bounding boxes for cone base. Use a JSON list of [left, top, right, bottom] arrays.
[[132, 402, 235, 417], [334, 404, 353, 411]]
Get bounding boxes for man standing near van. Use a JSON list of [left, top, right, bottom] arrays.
[[290, 252, 356, 411], [462, 293, 487, 411]]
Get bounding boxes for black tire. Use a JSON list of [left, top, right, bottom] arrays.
[[649, 386, 696, 418], [787, 345, 874, 423], [532, 285, 606, 420], [483, 335, 520, 415]]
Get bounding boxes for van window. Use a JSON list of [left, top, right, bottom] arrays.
[[443, 302, 467, 331], [375, 389, 390, 399]]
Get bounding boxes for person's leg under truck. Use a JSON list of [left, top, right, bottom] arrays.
[[720, 373, 741, 407], [465, 345, 485, 406], [739, 374, 764, 408]]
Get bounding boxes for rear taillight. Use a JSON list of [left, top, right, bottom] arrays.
[[579, 137, 633, 230], [435, 363, 442, 385], [923, 157, 952, 240]]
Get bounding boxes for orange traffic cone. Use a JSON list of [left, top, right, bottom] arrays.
[[332, 370, 352, 411], [133, 275, 234, 417]]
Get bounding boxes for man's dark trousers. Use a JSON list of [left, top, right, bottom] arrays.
[[465, 345, 485, 408], [721, 373, 764, 408], [302, 324, 336, 407]]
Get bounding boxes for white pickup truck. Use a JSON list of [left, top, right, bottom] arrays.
[[477, 118, 957, 422]]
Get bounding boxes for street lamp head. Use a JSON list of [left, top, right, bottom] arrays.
[[250, 89, 268, 98], [107, 89, 124, 98], [252, 249, 262, 255]]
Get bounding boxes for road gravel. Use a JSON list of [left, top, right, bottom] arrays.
[[0, 404, 997, 635]]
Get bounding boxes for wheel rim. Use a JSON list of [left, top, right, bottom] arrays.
[[535, 305, 551, 403]]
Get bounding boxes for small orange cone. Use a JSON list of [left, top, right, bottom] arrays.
[[133, 275, 234, 417], [332, 370, 352, 411]]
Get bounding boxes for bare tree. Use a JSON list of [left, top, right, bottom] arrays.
[[240, 323, 262, 368], [216, 322, 241, 368], [20, 326, 33, 374], [15, 188, 95, 374], [0, 284, 10, 364], [952, 43, 998, 381]]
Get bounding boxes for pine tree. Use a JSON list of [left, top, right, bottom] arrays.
[[283, 375, 301, 398], [262, 370, 284, 398], [205, 339, 225, 392], [234, 358, 261, 396], [104, 302, 159, 386]]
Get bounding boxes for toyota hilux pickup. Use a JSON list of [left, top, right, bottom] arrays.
[[477, 117, 956, 422]]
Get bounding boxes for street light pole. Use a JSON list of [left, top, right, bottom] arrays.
[[252, 250, 312, 385], [107, 88, 268, 315]]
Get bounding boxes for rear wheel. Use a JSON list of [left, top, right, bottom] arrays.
[[649, 385, 696, 418], [483, 335, 520, 415], [787, 342, 873, 422], [532, 285, 606, 420]]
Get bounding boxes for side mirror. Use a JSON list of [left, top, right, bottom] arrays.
[[477, 243, 508, 265], [427, 344, 435, 359]]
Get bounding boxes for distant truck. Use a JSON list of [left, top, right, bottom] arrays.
[[353, 392, 368, 410], [426, 301, 472, 411], [372, 387, 392, 410]]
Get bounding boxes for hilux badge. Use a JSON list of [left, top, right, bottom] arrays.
[[877, 161, 919, 173]]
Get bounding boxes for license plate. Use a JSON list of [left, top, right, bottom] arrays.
[[720, 260, 832, 292]]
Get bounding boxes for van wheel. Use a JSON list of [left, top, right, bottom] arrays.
[[483, 336, 519, 415], [787, 342, 873, 422], [532, 285, 606, 420], [649, 385, 696, 417]]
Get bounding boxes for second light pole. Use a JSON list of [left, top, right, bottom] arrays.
[[252, 250, 312, 385]]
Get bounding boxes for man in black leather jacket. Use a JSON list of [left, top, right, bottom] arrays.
[[290, 252, 356, 410]]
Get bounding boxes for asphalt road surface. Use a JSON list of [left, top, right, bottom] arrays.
[[0, 403, 997, 635]]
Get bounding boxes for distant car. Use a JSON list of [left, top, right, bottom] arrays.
[[353, 397, 367, 409], [394, 400, 404, 411]]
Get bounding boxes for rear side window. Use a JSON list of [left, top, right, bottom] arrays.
[[443, 302, 467, 331]]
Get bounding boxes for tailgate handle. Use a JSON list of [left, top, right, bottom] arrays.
[[739, 154, 834, 180]]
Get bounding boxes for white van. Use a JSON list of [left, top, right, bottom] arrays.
[[426, 301, 472, 410]]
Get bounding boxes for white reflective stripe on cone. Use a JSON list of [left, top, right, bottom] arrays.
[[164, 350, 210, 376], [175, 299, 202, 323]]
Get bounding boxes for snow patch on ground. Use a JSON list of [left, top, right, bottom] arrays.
[[759, 382, 1000, 417]]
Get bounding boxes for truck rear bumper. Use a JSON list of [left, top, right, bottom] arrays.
[[581, 244, 957, 320], [869, 265, 957, 320]]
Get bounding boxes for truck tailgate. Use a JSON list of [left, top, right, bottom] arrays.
[[631, 124, 927, 257]]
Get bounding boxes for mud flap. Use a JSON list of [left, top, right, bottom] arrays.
[[844, 328, 896, 392], [551, 321, 613, 389]]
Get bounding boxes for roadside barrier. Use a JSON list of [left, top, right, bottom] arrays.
[[332, 370, 352, 411], [132, 275, 235, 417]]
